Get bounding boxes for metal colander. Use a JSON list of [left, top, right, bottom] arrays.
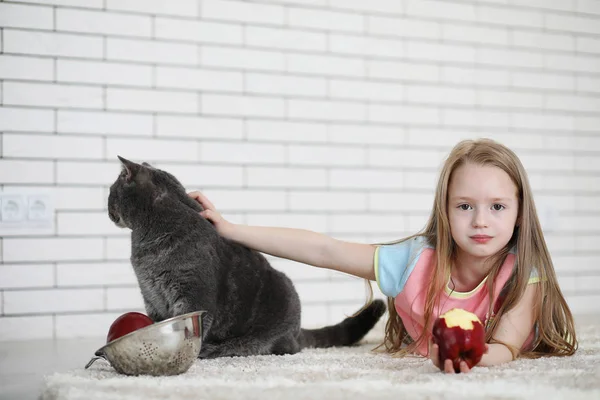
[[85, 310, 205, 376]]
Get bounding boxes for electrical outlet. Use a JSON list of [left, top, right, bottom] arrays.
[[28, 195, 53, 221], [1, 195, 26, 222]]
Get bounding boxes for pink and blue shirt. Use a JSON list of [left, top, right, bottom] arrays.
[[374, 236, 539, 356]]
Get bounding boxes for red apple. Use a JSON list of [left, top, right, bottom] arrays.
[[107, 312, 154, 343], [432, 308, 486, 372]]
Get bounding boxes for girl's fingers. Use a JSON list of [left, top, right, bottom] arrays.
[[444, 359, 455, 374], [459, 361, 470, 374], [188, 191, 216, 211]]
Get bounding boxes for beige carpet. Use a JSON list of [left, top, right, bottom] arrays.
[[40, 324, 600, 400]]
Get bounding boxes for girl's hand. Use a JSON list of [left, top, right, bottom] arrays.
[[428, 340, 489, 374], [188, 191, 234, 237]]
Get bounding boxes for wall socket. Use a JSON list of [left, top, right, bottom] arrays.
[[0, 193, 54, 231]]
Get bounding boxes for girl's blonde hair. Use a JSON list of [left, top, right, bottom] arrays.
[[367, 138, 577, 359]]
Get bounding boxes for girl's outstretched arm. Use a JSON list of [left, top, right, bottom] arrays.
[[188, 191, 377, 281], [479, 283, 539, 367]]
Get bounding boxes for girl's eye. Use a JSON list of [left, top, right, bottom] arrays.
[[492, 204, 505, 211], [459, 204, 472, 211]]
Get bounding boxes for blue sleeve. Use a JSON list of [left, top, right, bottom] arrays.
[[374, 236, 428, 298]]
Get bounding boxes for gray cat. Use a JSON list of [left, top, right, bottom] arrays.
[[108, 156, 385, 358]]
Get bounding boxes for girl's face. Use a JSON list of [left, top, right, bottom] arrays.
[[448, 163, 519, 262]]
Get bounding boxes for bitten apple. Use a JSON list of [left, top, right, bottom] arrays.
[[432, 308, 486, 372], [106, 312, 154, 343]]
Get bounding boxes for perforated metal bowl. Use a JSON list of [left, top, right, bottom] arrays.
[[85, 310, 205, 376]]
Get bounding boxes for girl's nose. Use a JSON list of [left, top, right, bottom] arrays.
[[472, 209, 488, 228]]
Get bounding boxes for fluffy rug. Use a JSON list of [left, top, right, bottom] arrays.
[[41, 325, 600, 400]]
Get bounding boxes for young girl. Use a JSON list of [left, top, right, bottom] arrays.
[[188, 138, 577, 373]]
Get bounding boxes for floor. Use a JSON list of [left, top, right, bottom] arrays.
[[2, 314, 600, 400]]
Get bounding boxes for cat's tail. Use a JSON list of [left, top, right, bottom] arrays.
[[298, 299, 386, 349]]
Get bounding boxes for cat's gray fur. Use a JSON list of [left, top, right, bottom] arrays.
[[108, 157, 385, 358]]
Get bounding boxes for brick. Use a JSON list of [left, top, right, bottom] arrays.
[[408, 41, 476, 63], [58, 211, 123, 235], [442, 23, 509, 45], [288, 144, 366, 167], [0, 55, 53, 81], [330, 79, 404, 102], [288, 53, 365, 77], [57, 161, 119, 184], [479, 5, 544, 27], [369, 104, 440, 125], [512, 113, 573, 131], [512, 71, 575, 91], [546, 94, 600, 113], [246, 120, 328, 143], [368, 59, 439, 83], [369, 16, 440, 39], [3, 133, 103, 159], [2, 185, 105, 210], [0, 3, 53, 30], [478, 48, 543, 68], [202, 94, 285, 118], [247, 167, 328, 188], [58, 110, 153, 136], [576, 0, 600, 14], [0, 160, 54, 184], [4, 237, 103, 262], [4, 288, 104, 314], [56, 8, 152, 37], [247, 26, 327, 52], [289, 191, 367, 211], [406, 0, 476, 22], [575, 156, 600, 171], [152, 163, 244, 187], [0, 316, 53, 340], [57, 59, 153, 87], [405, 171, 438, 190], [368, 148, 446, 169], [407, 85, 476, 106], [512, 30, 574, 51], [4, 82, 103, 109], [106, 287, 144, 310], [199, 141, 285, 165], [577, 36, 600, 54], [443, 109, 510, 128], [0, 264, 54, 289], [246, 213, 328, 232], [330, 213, 405, 234], [156, 66, 243, 92], [106, 137, 199, 162], [545, 54, 600, 74], [107, 38, 198, 65], [289, 99, 366, 122], [247, 73, 327, 97], [576, 196, 600, 212], [369, 192, 434, 212], [202, 46, 285, 71], [330, 168, 404, 190], [106, 88, 198, 113], [479, 90, 543, 109], [202, 0, 284, 25], [11, 0, 103, 7], [510, 0, 574, 11], [155, 18, 242, 44], [156, 115, 243, 139], [330, 34, 404, 58], [329, 0, 403, 14], [545, 13, 600, 35], [200, 189, 286, 211], [55, 312, 124, 338], [407, 128, 474, 147], [57, 262, 135, 286], [106, 0, 198, 17], [106, 237, 131, 260], [4, 30, 103, 59], [441, 66, 509, 87], [0, 107, 54, 132], [288, 7, 364, 32], [329, 124, 405, 145]]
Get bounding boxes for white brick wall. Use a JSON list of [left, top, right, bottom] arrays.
[[1, 0, 599, 341]]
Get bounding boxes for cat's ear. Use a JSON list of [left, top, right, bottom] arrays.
[[118, 156, 141, 183]]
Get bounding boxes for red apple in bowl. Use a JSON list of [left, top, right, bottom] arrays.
[[107, 312, 154, 343], [432, 308, 485, 373]]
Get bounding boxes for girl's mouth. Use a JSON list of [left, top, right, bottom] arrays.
[[470, 235, 492, 244]]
